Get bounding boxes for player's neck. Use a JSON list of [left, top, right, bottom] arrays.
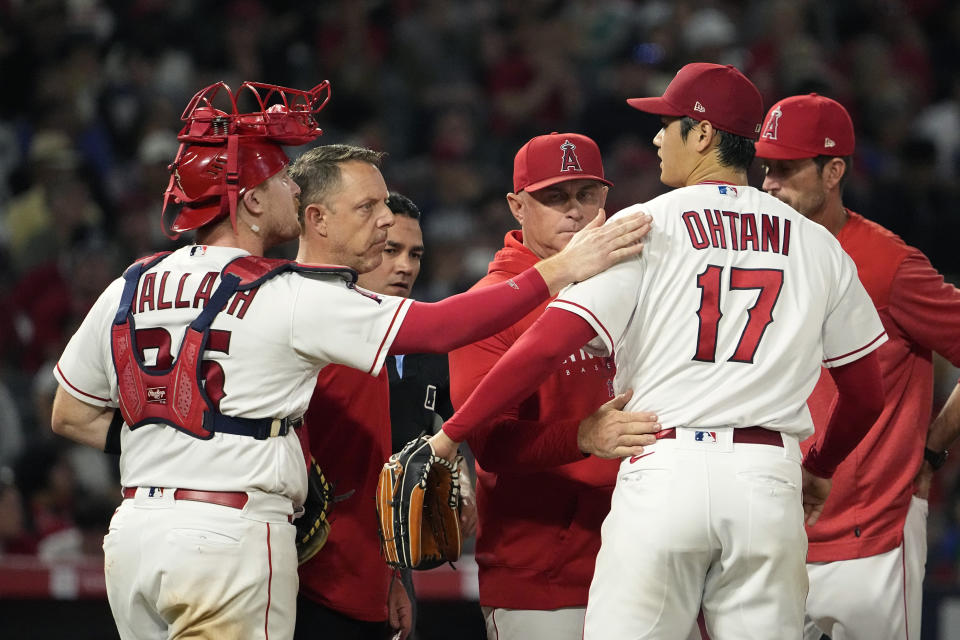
[[296, 238, 344, 266], [685, 164, 747, 187], [196, 220, 267, 256], [812, 198, 848, 237]]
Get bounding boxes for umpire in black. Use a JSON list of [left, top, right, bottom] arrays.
[[359, 192, 479, 638]]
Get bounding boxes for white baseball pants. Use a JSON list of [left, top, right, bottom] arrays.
[[482, 605, 586, 640], [804, 495, 928, 640], [584, 427, 808, 639], [103, 488, 297, 640]]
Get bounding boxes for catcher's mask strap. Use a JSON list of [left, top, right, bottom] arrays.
[[161, 142, 187, 240], [226, 134, 240, 235]]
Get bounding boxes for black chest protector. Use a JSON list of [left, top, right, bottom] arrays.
[[110, 252, 356, 440]]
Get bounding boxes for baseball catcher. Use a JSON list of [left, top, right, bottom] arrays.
[[377, 435, 463, 569]]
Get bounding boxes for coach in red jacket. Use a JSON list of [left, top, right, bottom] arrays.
[[757, 94, 960, 640], [449, 133, 658, 640]]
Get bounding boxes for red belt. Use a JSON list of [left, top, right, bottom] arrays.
[[655, 426, 783, 447], [122, 487, 249, 509]]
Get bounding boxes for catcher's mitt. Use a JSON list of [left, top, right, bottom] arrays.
[[377, 435, 463, 570], [295, 456, 351, 565]]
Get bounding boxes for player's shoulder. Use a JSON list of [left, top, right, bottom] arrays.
[[609, 190, 676, 216], [842, 210, 913, 255]]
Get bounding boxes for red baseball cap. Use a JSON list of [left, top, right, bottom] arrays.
[[513, 132, 613, 193], [754, 93, 855, 159], [627, 63, 764, 140]]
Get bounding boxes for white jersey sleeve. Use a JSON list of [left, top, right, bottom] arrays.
[[290, 277, 412, 376], [551, 204, 648, 357], [551, 257, 644, 358], [821, 251, 886, 368], [54, 278, 125, 407]]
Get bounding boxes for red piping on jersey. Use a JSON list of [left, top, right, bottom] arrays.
[[56, 363, 111, 402], [554, 299, 614, 351], [369, 300, 409, 375], [265, 522, 273, 640], [822, 330, 887, 363], [696, 180, 738, 186]]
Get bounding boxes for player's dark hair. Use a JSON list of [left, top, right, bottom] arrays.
[[289, 144, 386, 223], [680, 117, 756, 171], [386, 191, 421, 220], [814, 155, 852, 194]]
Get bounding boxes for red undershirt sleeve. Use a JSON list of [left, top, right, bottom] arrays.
[[449, 321, 588, 470], [443, 308, 598, 442], [802, 350, 884, 478], [467, 417, 586, 472], [389, 267, 549, 354]]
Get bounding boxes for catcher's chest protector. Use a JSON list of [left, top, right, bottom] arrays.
[[111, 252, 356, 439]]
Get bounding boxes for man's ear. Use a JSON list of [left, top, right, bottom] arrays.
[[822, 157, 847, 191], [506, 192, 524, 225], [694, 120, 718, 153], [599, 184, 609, 208], [238, 187, 268, 231], [302, 201, 330, 237], [241, 186, 265, 214]]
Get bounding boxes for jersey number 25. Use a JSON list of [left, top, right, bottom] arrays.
[[134, 327, 231, 409]]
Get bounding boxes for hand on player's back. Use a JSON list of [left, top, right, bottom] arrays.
[[534, 208, 652, 295], [801, 467, 833, 526], [577, 389, 662, 458]]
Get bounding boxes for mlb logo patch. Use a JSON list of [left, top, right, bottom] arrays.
[[718, 185, 738, 196], [695, 431, 718, 443]]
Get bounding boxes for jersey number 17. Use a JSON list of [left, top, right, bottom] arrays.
[[693, 265, 784, 364]]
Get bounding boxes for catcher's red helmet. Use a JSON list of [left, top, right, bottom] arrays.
[[162, 81, 331, 239]]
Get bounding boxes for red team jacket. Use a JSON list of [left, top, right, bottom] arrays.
[[449, 230, 621, 609], [298, 365, 392, 621], [804, 210, 960, 561]]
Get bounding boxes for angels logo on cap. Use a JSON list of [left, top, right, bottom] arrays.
[[513, 132, 613, 193], [754, 94, 855, 160], [761, 106, 783, 141], [560, 140, 583, 172]]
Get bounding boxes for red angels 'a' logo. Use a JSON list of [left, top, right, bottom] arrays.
[[560, 140, 583, 172], [761, 105, 783, 141]]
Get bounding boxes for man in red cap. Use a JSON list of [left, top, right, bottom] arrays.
[[47, 82, 652, 639], [757, 93, 960, 640], [448, 132, 663, 640], [428, 62, 888, 639]]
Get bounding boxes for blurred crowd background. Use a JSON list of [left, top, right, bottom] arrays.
[[2, 0, 960, 591]]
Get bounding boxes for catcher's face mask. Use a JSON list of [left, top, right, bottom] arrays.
[[161, 80, 331, 239]]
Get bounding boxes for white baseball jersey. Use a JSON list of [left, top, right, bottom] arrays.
[[54, 244, 412, 504], [551, 183, 886, 440]]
